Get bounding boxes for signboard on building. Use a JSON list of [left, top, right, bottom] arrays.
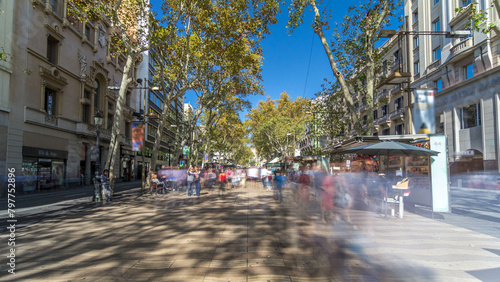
[[412, 89, 435, 134]]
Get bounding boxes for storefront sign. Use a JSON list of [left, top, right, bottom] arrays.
[[22, 146, 68, 159], [412, 89, 435, 134], [122, 148, 135, 156]]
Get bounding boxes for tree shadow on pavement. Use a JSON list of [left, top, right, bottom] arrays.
[[0, 184, 436, 281]]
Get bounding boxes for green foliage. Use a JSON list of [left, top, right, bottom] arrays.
[[313, 81, 350, 140], [246, 92, 311, 161], [287, 0, 401, 136], [148, 0, 279, 166], [456, 2, 496, 34]]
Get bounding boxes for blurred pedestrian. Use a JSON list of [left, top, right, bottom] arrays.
[[101, 169, 112, 202], [218, 169, 227, 196], [187, 166, 195, 196], [194, 166, 201, 196], [274, 171, 286, 203], [320, 174, 336, 224], [260, 166, 269, 189]]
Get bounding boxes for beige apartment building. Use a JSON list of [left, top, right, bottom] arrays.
[[0, 0, 141, 194], [357, 0, 500, 175]]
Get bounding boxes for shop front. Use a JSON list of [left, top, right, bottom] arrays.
[[21, 146, 68, 192]]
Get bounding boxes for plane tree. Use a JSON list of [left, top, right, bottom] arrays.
[[72, 0, 279, 189], [246, 92, 311, 162], [288, 0, 401, 136]]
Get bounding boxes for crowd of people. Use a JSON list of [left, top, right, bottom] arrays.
[[143, 162, 393, 225]]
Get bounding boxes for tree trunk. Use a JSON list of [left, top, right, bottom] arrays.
[[105, 53, 134, 195], [310, 1, 362, 134], [365, 33, 375, 136]]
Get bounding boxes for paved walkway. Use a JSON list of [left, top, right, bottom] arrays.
[[2, 183, 500, 281]]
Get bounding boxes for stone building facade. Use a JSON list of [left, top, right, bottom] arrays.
[[0, 0, 138, 194], [354, 0, 500, 174]]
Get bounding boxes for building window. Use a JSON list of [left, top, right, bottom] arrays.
[[107, 114, 114, 130], [125, 122, 131, 138], [432, 47, 441, 61], [464, 63, 474, 80], [393, 50, 399, 63], [149, 125, 158, 137], [412, 10, 418, 23], [395, 124, 404, 135], [45, 88, 57, 115], [85, 24, 94, 43], [49, 0, 60, 16], [362, 115, 367, 125], [460, 0, 471, 8], [433, 0, 440, 6], [394, 96, 403, 111], [82, 105, 90, 123], [382, 104, 388, 116], [47, 36, 59, 64], [434, 79, 442, 92], [94, 80, 100, 109], [373, 109, 378, 120], [413, 36, 419, 48], [382, 128, 390, 135], [414, 61, 420, 74], [459, 103, 481, 129], [433, 18, 440, 32], [435, 113, 444, 134]]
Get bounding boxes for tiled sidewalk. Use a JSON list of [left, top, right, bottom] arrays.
[[1, 183, 500, 281]]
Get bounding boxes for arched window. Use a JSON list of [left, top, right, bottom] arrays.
[[94, 79, 100, 109]]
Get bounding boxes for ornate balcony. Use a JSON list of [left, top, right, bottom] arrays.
[[377, 115, 391, 126], [427, 59, 441, 73], [76, 123, 112, 140], [24, 106, 76, 132], [390, 107, 406, 121], [450, 37, 472, 59]]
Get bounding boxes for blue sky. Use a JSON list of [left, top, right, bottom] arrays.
[[150, 0, 399, 121]]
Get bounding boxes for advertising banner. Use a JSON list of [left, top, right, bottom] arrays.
[[412, 89, 435, 134], [132, 122, 144, 152]]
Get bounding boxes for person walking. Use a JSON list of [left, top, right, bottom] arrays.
[[260, 166, 269, 189], [186, 166, 195, 196], [218, 169, 227, 196], [274, 171, 286, 203], [100, 169, 112, 202], [194, 166, 201, 196]]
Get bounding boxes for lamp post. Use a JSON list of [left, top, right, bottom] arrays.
[[128, 78, 162, 193]]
